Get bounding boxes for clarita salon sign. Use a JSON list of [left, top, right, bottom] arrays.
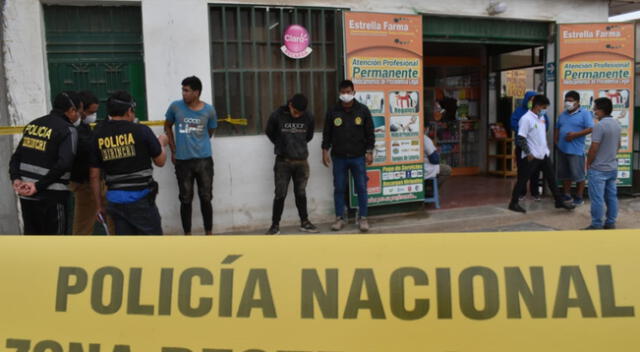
[[281, 24, 312, 59]]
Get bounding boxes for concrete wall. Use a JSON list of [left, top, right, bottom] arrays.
[[2, 0, 610, 234], [0, 0, 19, 234]]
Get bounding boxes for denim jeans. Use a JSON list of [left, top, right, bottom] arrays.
[[588, 169, 618, 228], [332, 156, 368, 218]]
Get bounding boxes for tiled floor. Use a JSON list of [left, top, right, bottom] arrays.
[[434, 175, 519, 209]]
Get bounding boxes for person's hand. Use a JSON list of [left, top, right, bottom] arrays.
[[19, 182, 37, 196], [565, 132, 576, 142], [365, 152, 373, 165], [12, 179, 23, 194], [322, 149, 331, 168], [157, 134, 169, 147], [526, 154, 534, 162]]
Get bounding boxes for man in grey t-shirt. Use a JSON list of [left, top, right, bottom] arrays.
[[584, 97, 621, 230]]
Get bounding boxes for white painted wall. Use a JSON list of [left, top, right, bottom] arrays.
[[2, 0, 611, 234]]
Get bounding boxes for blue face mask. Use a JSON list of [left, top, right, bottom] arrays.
[[538, 109, 547, 117]]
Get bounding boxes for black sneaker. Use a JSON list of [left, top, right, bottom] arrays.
[[582, 225, 602, 230], [604, 223, 616, 230], [265, 224, 280, 235], [508, 202, 526, 213], [555, 201, 576, 210], [300, 220, 319, 233]]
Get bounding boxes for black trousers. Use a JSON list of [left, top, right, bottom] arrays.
[[511, 156, 560, 204], [20, 196, 69, 235], [515, 146, 543, 197], [271, 156, 310, 225]]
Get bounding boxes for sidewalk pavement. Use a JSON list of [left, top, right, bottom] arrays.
[[225, 196, 640, 236]]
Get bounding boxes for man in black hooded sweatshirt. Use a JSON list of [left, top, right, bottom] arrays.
[[265, 94, 318, 235]]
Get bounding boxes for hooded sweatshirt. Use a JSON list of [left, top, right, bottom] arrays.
[[265, 106, 314, 160], [510, 91, 549, 133]]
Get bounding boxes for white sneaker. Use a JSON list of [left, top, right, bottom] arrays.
[[331, 217, 345, 231], [359, 217, 370, 232]]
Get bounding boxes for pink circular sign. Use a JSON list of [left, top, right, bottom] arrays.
[[281, 25, 312, 59]]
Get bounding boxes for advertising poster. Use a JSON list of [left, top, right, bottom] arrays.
[[344, 12, 424, 207], [558, 23, 635, 186]]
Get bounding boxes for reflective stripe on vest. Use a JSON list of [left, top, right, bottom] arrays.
[[105, 168, 153, 190]]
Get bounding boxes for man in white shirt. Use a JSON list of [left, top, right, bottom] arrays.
[[509, 94, 575, 213]]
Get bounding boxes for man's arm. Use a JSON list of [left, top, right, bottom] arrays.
[[321, 111, 332, 167], [163, 120, 176, 163], [565, 128, 593, 141], [152, 134, 168, 167], [265, 112, 278, 144], [306, 113, 315, 142], [364, 111, 374, 165], [586, 142, 600, 169]]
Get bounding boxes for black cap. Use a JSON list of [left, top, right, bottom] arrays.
[[289, 94, 308, 112]]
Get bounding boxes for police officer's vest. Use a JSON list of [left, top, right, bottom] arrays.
[[93, 120, 154, 191], [17, 111, 77, 194]]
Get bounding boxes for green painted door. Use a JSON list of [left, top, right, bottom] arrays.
[[44, 5, 147, 120]]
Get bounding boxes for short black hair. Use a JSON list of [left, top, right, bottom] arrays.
[[564, 90, 580, 102], [182, 76, 203, 95], [79, 91, 99, 108], [53, 91, 82, 112], [593, 97, 613, 115], [289, 93, 308, 111], [107, 91, 135, 117], [339, 80, 354, 91], [531, 94, 550, 108]]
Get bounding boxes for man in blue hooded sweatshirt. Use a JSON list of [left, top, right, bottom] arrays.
[[510, 91, 549, 200]]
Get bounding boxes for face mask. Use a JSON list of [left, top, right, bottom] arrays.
[[73, 118, 81, 127], [538, 109, 547, 117], [564, 101, 576, 111], [339, 94, 355, 103], [83, 113, 97, 125], [133, 117, 139, 124], [527, 101, 533, 109]]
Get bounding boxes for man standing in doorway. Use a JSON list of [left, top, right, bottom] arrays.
[[90, 91, 168, 235], [265, 94, 318, 235], [322, 80, 375, 232], [9, 91, 81, 235], [510, 91, 548, 201], [508, 94, 575, 213], [555, 90, 594, 207], [164, 76, 217, 235], [583, 97, 621, 230]]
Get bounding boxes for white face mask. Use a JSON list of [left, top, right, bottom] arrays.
[[564, 101, 576, 111], [538, 109, 547, 117], [73, 118, 81, 127], [339, 93, 355, 103], [83, 113, 97, 125]]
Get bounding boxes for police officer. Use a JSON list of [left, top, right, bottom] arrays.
[[9, 91, 82, 235], [322, 80, 375, 232], [89, 91, 168, 235]]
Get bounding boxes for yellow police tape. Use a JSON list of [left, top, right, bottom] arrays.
[[0, 230, 638, 351], [0, 117, 248, 136]]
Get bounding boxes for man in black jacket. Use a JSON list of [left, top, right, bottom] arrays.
[[322, 80, 375, 232], [9, 91, 82, 235], [265, 94, 318, 235]]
